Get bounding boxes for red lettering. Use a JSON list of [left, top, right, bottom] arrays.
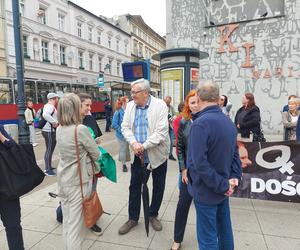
[[217, 24, 239, 54], [241, 43, 254, 68]]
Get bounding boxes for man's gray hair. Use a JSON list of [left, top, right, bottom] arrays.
[[196, 81, 220, 102], [131, 78, 151, 92]]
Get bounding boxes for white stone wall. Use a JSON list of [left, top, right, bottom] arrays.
[[167, 0, 300, 134]]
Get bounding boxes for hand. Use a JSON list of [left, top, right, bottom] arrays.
[[132, 142, 144, 155], [95, 137, 101, 145], [181, 169, 188, 184], [237, 124, 240, 129], [225, 185, 235, 197], [52, 123, 59, 128], [0, 132, 9, 143]]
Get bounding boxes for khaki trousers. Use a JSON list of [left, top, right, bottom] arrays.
[[60, 180, 92, 250]]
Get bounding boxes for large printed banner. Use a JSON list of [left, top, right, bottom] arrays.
[[233, 141, 300, 203]]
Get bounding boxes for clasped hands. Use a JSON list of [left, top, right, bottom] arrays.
[[225, 178, 239, 197], [132, 141, 144, 157]]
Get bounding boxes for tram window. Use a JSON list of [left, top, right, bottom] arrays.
[[56, 82, 71, 93], [71, 84, 85, 93], [0, 79, 13, 104], [37, 82, 55, 103], [14, 80, 36, 103], [86, 86, 97, 101], [24, 81, 37, 103]]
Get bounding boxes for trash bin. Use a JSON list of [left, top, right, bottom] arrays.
[[4, 124, 18, 142]]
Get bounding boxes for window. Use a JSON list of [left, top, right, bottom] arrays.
[[23, 35, 29, 58], [41, 41, 49, 61], [20, 0, 25, 16], [88, 26, 92, 42], [124, 44, 128, 54], [108, 36, 111, 49], [60, 46, 66, 65], [117, 62, 120, 76], [58, 14, 65, 31], [97, 31, 101, 44], [133, 41, 138, 55], [138, 44, 143, 58], [77, 22, 82, 38], [98, 56, 102, 72], [0, 80, 13, 104], [89, 54, 93, 71], [116, 40, 119, 52], [37, 7, 46, 24], [108, 59, 112, 74], [78, 51, 84, 69]]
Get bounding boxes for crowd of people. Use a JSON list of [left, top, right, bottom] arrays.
[[1, 78, 300, 250]]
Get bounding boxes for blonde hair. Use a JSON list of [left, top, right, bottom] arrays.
[[57, 93, 82, 126]]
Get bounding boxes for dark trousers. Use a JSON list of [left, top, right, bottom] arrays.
[[0, 198, 24, 250], [169, 128, 175, 156], [174, 182, 193, 243], [129, 157, 167, 221], [194, 198, 234, 250], [105, 116, 111, 132], [42, 131, 56, 171]]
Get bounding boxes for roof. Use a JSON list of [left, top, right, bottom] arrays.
[[68, 1, 130, 37]]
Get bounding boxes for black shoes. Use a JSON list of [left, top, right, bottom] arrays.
[[169, 155, 176, 161], [90, 224, 103, 236], [122, 165, 128, 172]]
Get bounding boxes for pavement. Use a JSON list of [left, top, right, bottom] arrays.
[[1, 121, 300, 249]]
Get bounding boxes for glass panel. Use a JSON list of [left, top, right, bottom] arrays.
[[36, 82, 55, 103], [71, 84, 85, 93], [0, 79, 13, 104], [56, 82, 71, 93], [14, 80, 36, 103]]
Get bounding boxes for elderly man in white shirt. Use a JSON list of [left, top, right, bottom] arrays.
[[119, 78, 170, 235]]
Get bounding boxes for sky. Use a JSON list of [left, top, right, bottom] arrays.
[[72, 0, 166, 36]]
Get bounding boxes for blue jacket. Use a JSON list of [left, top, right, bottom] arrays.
[[0, 125, 17, 150], [297, 115, 300, 141], [112, 108, 125, 140], [187, 105, 242, 205]]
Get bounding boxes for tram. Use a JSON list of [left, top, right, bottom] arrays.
[[0, 78, 108, 124]]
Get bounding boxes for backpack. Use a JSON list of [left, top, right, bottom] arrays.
[[37, 107, 54, 129]]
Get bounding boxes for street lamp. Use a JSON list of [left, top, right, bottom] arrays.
[[12, 0, 30, 144]]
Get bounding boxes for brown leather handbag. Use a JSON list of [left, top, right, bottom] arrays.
[[74, 125, 103, 228]]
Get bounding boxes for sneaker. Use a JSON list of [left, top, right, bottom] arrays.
[[122, 165, 128, 172], [149, 216, 162, 231], [118, 219, 138, 235], [50, 167, 56, 171], [169, 155, 176, 161], [45, 169, 56, 176], [90, 224, 103, 236], [32, 143, 39, 147]]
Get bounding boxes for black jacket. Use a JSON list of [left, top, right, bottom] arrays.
[[0, 125, 16, 150], [177, 119, 192, 171], [234, 105, 261, 138]]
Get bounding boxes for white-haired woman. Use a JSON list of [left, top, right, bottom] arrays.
[[56, 93, 100, 249]]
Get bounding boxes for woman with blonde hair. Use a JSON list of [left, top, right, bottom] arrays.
[[171, 89, 201, 250], [282, 98, 300, 141], [56, 93, 100, 249], [112, 96, 130, 172]]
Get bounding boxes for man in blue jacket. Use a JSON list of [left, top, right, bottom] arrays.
[[187, 81, 242, 250]]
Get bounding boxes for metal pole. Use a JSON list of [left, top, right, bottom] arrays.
[[12, 0, 29, 144]]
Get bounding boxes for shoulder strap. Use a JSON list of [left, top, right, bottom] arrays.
[[74, 125, 84, 200]]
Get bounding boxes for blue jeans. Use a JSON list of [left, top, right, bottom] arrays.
[[129, 156, 167, 221], [169, 128, 175, 156], [0, 198, 24, 250], [194, 198, 234, 250]]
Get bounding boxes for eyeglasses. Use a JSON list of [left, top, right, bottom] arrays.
[[131, 89, 144, 95]]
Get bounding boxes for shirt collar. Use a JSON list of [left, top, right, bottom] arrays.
[[137, 95, 151, 110]]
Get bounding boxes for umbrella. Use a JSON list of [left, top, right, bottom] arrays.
[[140, 156, 150, 237]]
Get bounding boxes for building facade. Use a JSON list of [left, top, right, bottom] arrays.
[[110, 14, 166, 96], [4, 0, 131, 94], [167, 0, 299, 134]]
